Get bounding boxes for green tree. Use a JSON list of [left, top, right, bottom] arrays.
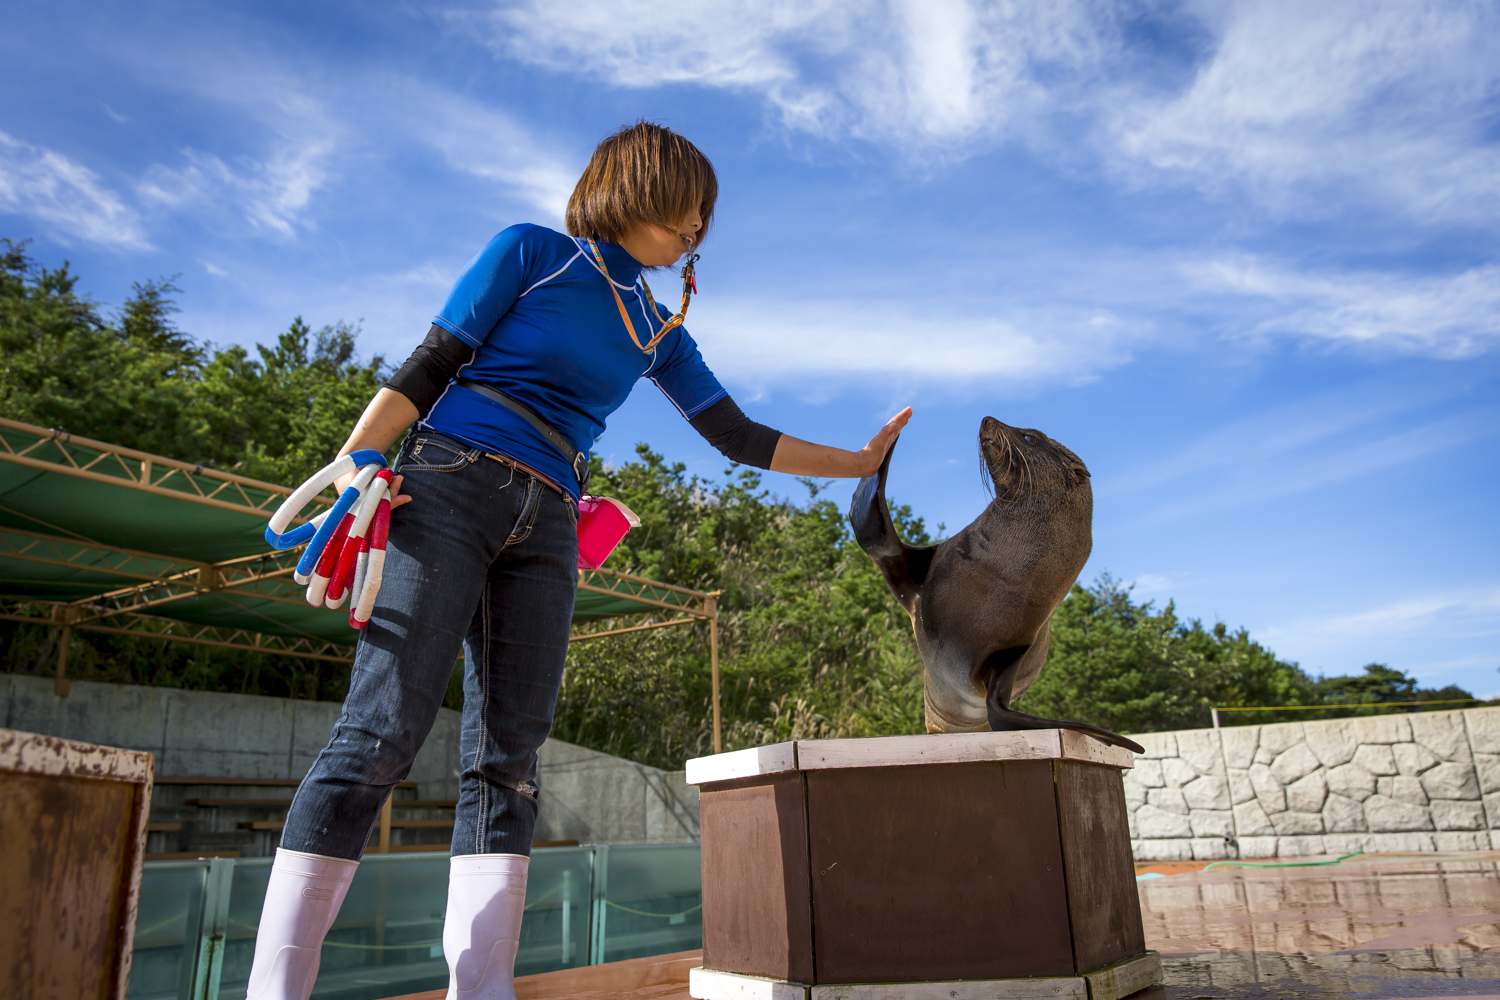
[[1318, 663, 1415, 704], [1, 239, 202, 457], [1316, 663, 1475, 712], [552, 447, 932, 766], [0, 237, 385, 481], [193, 317, 388, 485], [0, 237, 383, 704], [1019, 575, 1320, 732]]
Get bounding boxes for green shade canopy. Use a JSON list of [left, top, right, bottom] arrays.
[[0, 419, 711, 651]]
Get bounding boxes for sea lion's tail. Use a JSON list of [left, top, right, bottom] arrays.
[[986, 706, 1146, 755]]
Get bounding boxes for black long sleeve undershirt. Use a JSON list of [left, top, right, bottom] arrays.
[[687, 396, 782, 470], [384, 325, 783, 470], [384, 325, 474, 418]]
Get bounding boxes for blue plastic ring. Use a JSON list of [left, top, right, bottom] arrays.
[[294, 485, 362, 578]]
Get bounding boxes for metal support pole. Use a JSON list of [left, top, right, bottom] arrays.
[[561, 868, 572, 964], [192, 858, 236, 1000], [55, 625, 72, 698], [377, 793, 392, 853], [1211, 707, 1221, 729], [707, 597, 720, 755], [589, 845, 610, 966]]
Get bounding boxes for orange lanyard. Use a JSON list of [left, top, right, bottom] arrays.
[[586, 238, 699, 353]]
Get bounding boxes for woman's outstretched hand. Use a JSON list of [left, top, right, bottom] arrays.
[[768, 406, 914, 479], [852, 406, 913, 477]]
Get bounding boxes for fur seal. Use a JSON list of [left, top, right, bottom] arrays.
[[850, 416, 1144, 754]]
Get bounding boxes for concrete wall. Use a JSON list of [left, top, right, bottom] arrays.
[[0, 673, 698, 846], [1125, 707, 1500, 860]]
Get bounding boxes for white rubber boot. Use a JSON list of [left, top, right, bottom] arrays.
[[245, 848, 359, 1000], [444, 853, 530, 1000]]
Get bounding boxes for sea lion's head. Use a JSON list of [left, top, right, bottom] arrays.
[[978, 416, 1091, 507]]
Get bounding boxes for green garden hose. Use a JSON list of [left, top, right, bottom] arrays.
[[1202, 850, 1364, 870]]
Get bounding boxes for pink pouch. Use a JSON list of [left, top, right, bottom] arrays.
[[576, 496, 641, 570]]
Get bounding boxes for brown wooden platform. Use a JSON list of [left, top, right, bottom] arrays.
[[689, 731, 1145, 990]]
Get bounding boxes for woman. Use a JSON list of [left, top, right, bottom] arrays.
[[246, 121, 912, 1000]]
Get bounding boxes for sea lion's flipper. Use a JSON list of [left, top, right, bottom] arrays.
[[981, 647, 1146, 754], [986, 704, 1147, 756], [850, 436, 935, 613]]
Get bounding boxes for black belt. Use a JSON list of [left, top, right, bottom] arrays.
[[455, 378, 589, 488]]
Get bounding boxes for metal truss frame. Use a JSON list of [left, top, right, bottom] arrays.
[[0, 417, 328, 519], [0, 598, 355, 663], [0, 417, 729, 751]]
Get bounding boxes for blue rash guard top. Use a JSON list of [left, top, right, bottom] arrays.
[[421, 224, 728, 500]]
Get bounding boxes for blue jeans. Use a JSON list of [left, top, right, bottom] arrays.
[[281, 431, 578, 860]]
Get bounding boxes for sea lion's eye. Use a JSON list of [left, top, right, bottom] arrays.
[[1021, 434, 1036, 443]]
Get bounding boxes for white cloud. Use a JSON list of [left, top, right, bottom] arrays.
[[479, 0, 1500, 222], [472, 0, 1106, 144], [1301, 587, 1500, 643], [139, 140, 334, 238], [0, 130, 149, 249], [127, 78, 338, 238], [1109, 384, 1424, 496], [1258, 586, 1500, 688], [1102, 378, 1500, 524], [375, 79, 577, 222], [1112, 0, 1500, 223], [1128, 572, 1182, 596], [687, 294, 1142, 388], [121, 43, 573, 233], [1189, 256, 1500, 358]]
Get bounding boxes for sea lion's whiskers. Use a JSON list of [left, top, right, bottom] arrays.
[[978, 437, 996, 497], [1014, 436, 1037, 504]]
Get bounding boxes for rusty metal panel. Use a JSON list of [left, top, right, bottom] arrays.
[[699, 772, 815, 983], [0, 729, 153, 1000], [805, 760, 1074, 983], [1054, 760, 1146, 973]]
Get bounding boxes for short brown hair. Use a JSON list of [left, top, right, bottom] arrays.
[[566, 121, 717, 247]]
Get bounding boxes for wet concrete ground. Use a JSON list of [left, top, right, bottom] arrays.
[[392, 852, 1500, 999], [1137, 851, 1500, 998]]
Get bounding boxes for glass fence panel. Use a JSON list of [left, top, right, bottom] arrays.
[[129, 842, 705, 998], [214, 857, 270, 1000], [597, 844, 703, 964], [127, 862, 210, 1000], [311, 853, 451, 1000], [516, 847, 596, 977], [214, 854, 453, 1000]]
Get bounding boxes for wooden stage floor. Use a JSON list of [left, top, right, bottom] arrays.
[[386, 851, 1500, 1000]]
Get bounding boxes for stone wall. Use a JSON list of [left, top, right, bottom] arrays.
[[1126, 707, 1500, 860], [0, 673, 699, 847]]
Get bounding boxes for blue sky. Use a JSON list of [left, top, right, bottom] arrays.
[[3, 0, 1497, 696]]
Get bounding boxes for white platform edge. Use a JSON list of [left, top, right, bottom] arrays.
[[691, 954, 1160, 1000], [687, 731, 1132, 785], [810, 978, 1088, 1000], [691, 967, 810, 1000], [691, 968, 1088, 1000], [686, 741, 798, 785]]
